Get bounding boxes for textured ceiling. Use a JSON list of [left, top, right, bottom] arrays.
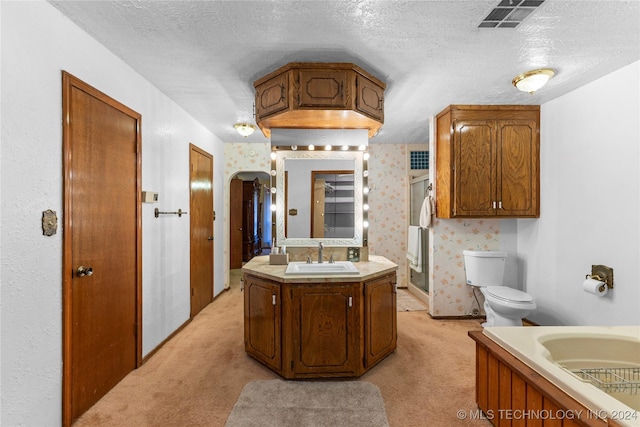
[[48, 0, 639, 144]]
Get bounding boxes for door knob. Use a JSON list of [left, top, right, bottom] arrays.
[[208, 236, 214, 241], [77, 266, 93, 277]]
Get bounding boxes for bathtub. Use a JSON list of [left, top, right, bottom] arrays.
[[483, 326, 640, 427]]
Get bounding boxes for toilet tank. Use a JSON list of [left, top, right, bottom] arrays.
[[462, 250, 507, 287]]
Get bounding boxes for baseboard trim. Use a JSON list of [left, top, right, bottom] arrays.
[[142, 318, 191, 364], [429, 314, 485, 321]]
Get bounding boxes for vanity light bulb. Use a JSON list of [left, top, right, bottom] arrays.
[[363, 187, 369, 195], [363, 170, 369, 177], [291, 145, 297, 151], [363, 220, 369, 228], [325, 145, 332, 151], [342, 145, 349, 151], [363, 204, 369, 211], [358, 145, 366, 151], [363, 152, 370, 160], [308, 144, 315, 150], [270, 187, 277, 194], [270, 204, 277, 212], [270, 152, 277, 160], [270, 170, 276, 176]]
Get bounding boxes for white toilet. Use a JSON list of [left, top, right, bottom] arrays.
[[463, 250, 536, 327]]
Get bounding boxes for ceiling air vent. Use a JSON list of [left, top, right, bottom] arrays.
[[478, 0, 545, 29]]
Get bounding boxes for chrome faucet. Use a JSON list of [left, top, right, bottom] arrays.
[[318, 242, 324, 263]]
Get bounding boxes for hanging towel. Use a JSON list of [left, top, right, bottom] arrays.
[[406, 225, 422, 273], [419, 194, 435, 228]]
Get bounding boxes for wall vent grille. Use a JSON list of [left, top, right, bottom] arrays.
[[478, 0, 545, 29]]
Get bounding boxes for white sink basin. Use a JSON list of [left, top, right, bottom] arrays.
[[285, 261, 359, 275]]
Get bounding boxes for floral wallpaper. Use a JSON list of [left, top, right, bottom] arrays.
[[429, 218, 502, 317], [368, 144, 409, 289], [220, 141, 502, 319]]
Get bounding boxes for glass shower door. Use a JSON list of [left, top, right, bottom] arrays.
[[409, 175, 429, 293]]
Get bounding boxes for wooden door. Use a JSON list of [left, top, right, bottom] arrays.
[[311, 178, 326, 238], [243, 275, 281, 371], [453, 120, 496, 216], [189, 144, 214, 318], [62, 72, 141, 426], [496, 120, 539, 216], [229, 178, 243, 269], [242, 181, 255, 261], [291, 284, 359, 376], [364, 274, 397, 368]]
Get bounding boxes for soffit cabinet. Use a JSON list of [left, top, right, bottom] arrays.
[[254, 62, 385, 138]]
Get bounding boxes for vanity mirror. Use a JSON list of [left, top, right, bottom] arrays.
[[272, 148, 367, 247]]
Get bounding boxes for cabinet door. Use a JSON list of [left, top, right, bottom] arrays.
[[364, 274, 397, 368], [355, 74, 384, 121], [298, 69, 348, 108], [496, 120, 539, 217], [453, 120, 496, 216], [290, 284, 359, 375], [255, 72, 289, 119], [244, 275, 281, 371]]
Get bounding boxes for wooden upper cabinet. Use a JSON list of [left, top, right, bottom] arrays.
[[355, 74, 384, 122], [255, 71, 289, 118], [298, 69, 349, 108], [436, 105, 540, 218], [254, 63, 385, 138]]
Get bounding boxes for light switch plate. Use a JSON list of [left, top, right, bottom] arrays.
[[142, 191, 158, 203]]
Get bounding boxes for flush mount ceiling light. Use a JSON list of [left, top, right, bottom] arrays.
[[234, 123, 255, 137], [512, 68, 555, 94]]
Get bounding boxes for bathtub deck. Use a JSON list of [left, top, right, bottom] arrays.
[[469, 330, 624, 427]]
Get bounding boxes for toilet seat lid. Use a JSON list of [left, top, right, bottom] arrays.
[[485, 286, 533, 303]]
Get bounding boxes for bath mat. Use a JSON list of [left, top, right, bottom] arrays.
[[225, 379, 389, 427], [397, 289, 427, 312]]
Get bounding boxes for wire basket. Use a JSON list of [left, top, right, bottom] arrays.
[[571, 367, 640, 394]]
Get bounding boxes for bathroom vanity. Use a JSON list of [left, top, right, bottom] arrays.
[[242, 255, 397, 379]]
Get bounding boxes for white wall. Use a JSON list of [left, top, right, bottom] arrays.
[[517, 60, 640, 326], [0, 2, 225, 425]]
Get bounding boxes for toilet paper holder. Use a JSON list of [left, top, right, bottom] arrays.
[[585, 264, 614, 289]]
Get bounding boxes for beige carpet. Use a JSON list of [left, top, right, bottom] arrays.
[[73, 269, 490, 427], [225, 380, 389, 427], [396, 289, 427, 312]]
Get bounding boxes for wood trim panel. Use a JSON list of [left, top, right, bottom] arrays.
[[469, 331, 610, 427]]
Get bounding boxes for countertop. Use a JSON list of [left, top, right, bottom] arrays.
[[242, 254, 397, 283]]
